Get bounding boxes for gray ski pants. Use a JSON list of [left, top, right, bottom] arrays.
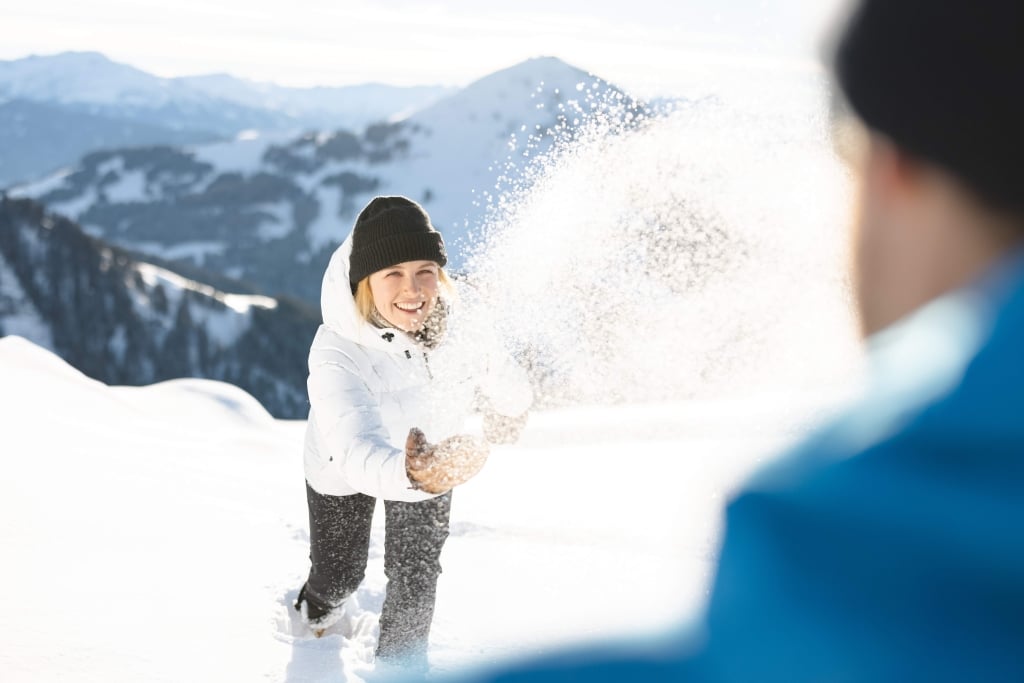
[[297, 482, 452, 662]]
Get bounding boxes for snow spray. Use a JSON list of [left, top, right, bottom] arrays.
[[457, 72, 861, 408]]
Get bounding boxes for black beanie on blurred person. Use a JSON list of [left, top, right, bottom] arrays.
[[833, 0, 1024, 215], [348, 196, 447, 293]]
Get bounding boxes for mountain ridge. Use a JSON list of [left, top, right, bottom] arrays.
[[0, 196, 318, 418], [0, 51, 454, 186], [9, 55, 647, 306]]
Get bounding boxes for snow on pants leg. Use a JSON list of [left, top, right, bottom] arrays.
[[376, 491, 452, 662], [301, 483, 376, 617]]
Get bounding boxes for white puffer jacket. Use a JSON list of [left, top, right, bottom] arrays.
[[302, 236, 533, 501]]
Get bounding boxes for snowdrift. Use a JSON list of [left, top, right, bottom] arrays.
[[0, 335, 827, 682]]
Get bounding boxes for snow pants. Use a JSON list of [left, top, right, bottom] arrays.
[[298, 482, 452, 662]]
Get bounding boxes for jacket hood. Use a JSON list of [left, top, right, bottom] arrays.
[[321, 235, 418, 353]]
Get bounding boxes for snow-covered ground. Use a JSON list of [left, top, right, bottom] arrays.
[[0, 335, 847, 682]]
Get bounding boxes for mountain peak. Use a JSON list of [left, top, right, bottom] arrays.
[[409, 54, 630, 133], [0, 50, 173, 106], [2, 50, 146, 75], [36, 50, 114, 64], [478, 55, 594, 84]]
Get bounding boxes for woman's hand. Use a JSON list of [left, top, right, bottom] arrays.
[[405, 428, 490, 494]]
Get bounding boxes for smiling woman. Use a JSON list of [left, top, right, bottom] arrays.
[[294, 194, 533, 671]]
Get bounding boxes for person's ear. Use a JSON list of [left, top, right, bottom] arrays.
[[866, 134, 930, 205]]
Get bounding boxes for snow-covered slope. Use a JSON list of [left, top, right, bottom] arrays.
[[0, 333, 833, 682], [375, 56, 641, 246], [0, 335, 305, 683]]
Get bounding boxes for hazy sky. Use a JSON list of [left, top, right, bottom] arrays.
[[0, 0, 846, 96]]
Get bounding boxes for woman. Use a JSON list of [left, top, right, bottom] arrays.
[[294, 195, 532, 668]]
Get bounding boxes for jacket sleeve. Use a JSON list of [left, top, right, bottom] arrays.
[[307, 355, 436, 502]]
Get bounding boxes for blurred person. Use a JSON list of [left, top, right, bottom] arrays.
[[294, 196, 532, 671], [431, 0, 1024, 680]]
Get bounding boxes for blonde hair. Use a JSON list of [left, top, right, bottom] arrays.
[[353, 268, 455, 322]]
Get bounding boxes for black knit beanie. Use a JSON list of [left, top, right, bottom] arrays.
[[348, 196, 447, 292], [833, 0, 1024, 215]]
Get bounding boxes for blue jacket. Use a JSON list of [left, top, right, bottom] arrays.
[[449, 251, 1024, 682]]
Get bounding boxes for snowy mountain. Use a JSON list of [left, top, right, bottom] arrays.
[[0, 51, 188, 107], [0, 51, 450, 187], [0, 52, 292, 137], [0, 98, 220, 191], [0, 196, 319, 418], [0, 51, 448, 131], [9, 56, 645, 306], [177, 73, 452, 130]]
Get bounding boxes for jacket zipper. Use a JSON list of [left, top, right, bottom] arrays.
[[405, 349, 434, 380]]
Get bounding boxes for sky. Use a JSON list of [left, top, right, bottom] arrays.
[[0, 0, 846, 97]]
